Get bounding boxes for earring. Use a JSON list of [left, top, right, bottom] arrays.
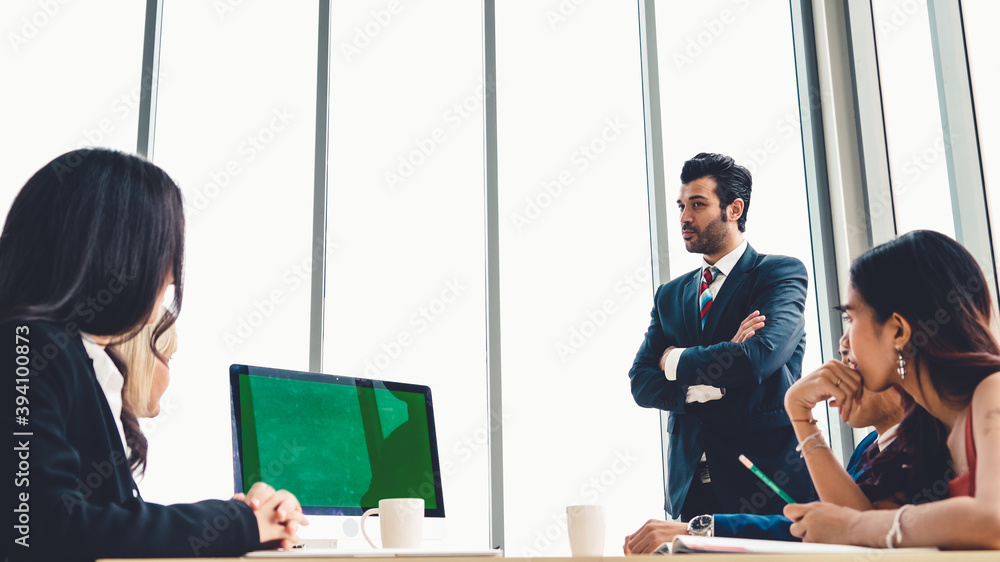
[[896, 348, 907, 380]]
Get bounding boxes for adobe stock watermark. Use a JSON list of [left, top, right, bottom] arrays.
[[510, 117, 627, 233], [554, 262, 651, 362], [57, 68, 168, 153], [894, 130, 958, 191], [61, 449, 129, 515], [340, 0, 403, 64], [894, 271, 986, 362], [223, 238, 342, 351], [741, 105, 801, 176], [384, 79, 498, 192], [250, 440, 307, 483], [137, 394, 180, 441], [186, 106, 295, 218], [446, 408, 510, 470], [359, 278, 467, 379], [187, 440, 307, 553], [672, 0, 752, 72], [186, 499, 262, 556], [24, 269, 131, 373], [876, 0, 926, 38], [417, 408, 512, 509], [844, 130, 958, 240], [7, 0, 71, 54], [543, 0, 588, 30], [519, 449, 638, 557], [212, 0, 247, 21], [736, 448, 809, 516]]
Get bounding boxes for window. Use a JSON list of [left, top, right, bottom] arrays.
[[0, 1, 145, 211], [496, 1, 661, 555], [872, 0, 956, 237], [323, 1, 490, 548], [142, 1, 318, 503], [962, 0, 1000, 283]]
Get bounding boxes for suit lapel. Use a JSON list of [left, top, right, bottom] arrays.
[[702, 245, 759, 342], [683, 269, 701, 342]]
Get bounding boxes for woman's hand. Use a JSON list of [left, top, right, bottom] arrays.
[[784, 360, 863, 424], [785, 502, 863, 545], [248, 485, 310, 550], [234, 482, 281, 511], [623, 520, 687, 554]]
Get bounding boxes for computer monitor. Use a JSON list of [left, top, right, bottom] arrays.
[[229, 364, 445, 541]]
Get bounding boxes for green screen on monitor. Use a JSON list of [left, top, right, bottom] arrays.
[[230, 365, 444, 516]]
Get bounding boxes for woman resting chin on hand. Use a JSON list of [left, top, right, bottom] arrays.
[[784, 231, 1000, 550]]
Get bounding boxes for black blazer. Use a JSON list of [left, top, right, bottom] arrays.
[[629, 244, 817, 518], [4, 321, 259, 561]]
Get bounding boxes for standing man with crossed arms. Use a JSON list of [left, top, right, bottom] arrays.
[[629, 152, 816, 527]]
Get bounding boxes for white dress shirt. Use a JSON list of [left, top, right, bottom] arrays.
[[876, 424, 899, 451], [81, 333, 130, 457], [664, 239, 749, 403]]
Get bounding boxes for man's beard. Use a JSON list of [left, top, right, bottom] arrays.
[[683, 209, 731, 256]]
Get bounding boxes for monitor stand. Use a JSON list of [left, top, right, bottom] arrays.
[[296, 539, 339, 549], [298, 515, 446, 546]]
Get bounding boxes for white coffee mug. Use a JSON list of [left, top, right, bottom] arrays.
[[360, 498, 425, 549], [566, 504, 605, 557]]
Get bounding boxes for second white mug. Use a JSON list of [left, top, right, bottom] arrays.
[[566, 504, 605, 556], [360, 498, 425, 549]]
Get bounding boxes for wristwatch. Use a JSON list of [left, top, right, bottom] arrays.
[[687, 514, 714, 537]]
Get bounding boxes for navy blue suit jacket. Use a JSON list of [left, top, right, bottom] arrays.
[[715, 431, 879, 540], [4, 321, 260, 561], [629, 244, 817, 518]]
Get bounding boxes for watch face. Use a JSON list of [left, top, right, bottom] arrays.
[[689, 514, 712, 534]]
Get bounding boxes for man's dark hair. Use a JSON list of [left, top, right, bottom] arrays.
[[680, 152, 752, 232]]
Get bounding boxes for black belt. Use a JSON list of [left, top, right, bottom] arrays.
[[696, 459, 711, 484]]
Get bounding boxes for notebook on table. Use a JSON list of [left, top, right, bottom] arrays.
[[244, 547, 503, 558], [656, 535, 938, 555]]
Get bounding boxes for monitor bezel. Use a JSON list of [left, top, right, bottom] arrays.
[[229, 364, 446, 518]]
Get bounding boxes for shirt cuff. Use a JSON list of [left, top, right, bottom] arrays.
[[663, 347, 686, 381], [686, 385, 725, 403]]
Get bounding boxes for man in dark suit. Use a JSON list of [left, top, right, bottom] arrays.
[[628, 152, 816, 522]]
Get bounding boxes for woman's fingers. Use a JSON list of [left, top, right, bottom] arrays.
[[278, 497, 309, 525], [821, 362, 863, 420], [248, 482, 275, 495], [259, 489, 310, 527], [246, 482, 276, 507], [784, 502, 816, 521]]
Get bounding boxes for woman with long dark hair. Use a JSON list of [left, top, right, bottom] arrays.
[[2, 149, 306, 560], [784, 230, 1000, 549]]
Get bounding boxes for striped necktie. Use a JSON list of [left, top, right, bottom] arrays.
[[854, 439, 883, 484], [699, 266, 718, 330]]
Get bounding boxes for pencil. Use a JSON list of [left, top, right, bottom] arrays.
[[738, 454, 797, 504]]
